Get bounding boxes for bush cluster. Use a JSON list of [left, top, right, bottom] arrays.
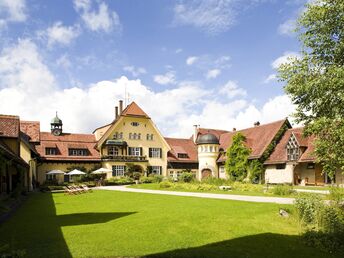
[[140, 175, 164, 184], [270, 184, 295, 196], [294, 193, 344, 253], [105, 177, 134, 186], [158, 181, 219, 191]]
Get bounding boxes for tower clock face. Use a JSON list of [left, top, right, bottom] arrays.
[[52, 129, 61, 136]]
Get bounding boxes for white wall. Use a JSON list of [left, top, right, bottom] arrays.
[[265, 164, 294, 184]]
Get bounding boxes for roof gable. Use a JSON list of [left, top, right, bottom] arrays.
[[265, 127, 315, 164], [121, 102, 150, 118]]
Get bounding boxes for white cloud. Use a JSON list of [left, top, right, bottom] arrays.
[[219, 80, 246, 98], [175, 48, 183, 54], [38, 22, 80, 47], [56, 54, 72, 69], [278, 18, 296, 36], [186, 56, 198, 65], [272, 51, 300, 69], [0, 0, 27, 29], [0, 39, 296, 138], [173, 0, 237, 35], [73, 0, 121, 33], [263, 51, 300, 84], [153, 71, 176, 85], [123, 66, 147, 77], [206, 69, 221, 79], [263, 74, 277, 84]]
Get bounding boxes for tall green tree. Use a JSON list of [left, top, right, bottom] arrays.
[[225, 133, 251, 181], [279, 0, 344, 179]]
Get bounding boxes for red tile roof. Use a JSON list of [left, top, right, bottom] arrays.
[[36, 132, 100, 161], [265, 127, 315, 164], [20, 121, 40, 143], [165, 137, 198, 163], [212, 119, 289, 162], [121, 101, 150, 118], [0, 115, 20, 138]]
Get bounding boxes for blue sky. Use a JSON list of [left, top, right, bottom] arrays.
[[0, 0, 306, 137]]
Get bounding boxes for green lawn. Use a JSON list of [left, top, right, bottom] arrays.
[[0, 190, 339, 258]]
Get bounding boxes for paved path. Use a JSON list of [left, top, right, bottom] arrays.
[[96, 185, 295, 204]]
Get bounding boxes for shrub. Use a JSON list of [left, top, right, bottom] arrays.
[[140, 176, 154, 184], [159, 181, 173, 188], [132, 172, 142, 180], [329, 186, 344, 205], [295, 193, 344, 253], [294, 193, 323, 225], [271, 184, 294, 196], [150, 174, 164, 183], [105, 177, 134, 185], [179, 172, 194, 183]]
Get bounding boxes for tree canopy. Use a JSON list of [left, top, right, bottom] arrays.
[[279, 0, 344, 178]]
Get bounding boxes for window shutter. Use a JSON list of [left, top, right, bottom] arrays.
[[128, 147, 132, 156], [140, 147, 143, 156], [159, 166, 162, 175], [149, 148, 152, 158], [159, 148, 162, 158]]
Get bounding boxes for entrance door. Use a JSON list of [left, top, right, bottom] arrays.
[[201, 169, 212, 179], [315, 165, 325, 186]]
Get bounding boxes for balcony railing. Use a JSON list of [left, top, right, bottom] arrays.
[[101, 155, 148, 162]]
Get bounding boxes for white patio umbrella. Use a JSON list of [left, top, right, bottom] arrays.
[[67, 169, 86, 175], [46, 169, 65, 175], [91, 168, 112, 174]]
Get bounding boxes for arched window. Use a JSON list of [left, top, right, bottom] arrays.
[[138, 133, 141, 140], [129, 133, 132, 139], [133, 133, 137, 140], [210, 146, 213, 152]]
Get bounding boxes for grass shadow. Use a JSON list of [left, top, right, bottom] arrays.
[[0, 193, 135, 258], [146, 232, 340, 258], [57, 212, 136, 227]]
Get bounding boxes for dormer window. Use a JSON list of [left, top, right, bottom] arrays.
[[177, 153, 189, 158], [286, 134, 300, 161], [46, 147, 57, 155], [69, 148, 88, 156], [131, 122, 139, 127]]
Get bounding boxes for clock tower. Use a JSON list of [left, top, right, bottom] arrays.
[[51, 112, 63, 136]]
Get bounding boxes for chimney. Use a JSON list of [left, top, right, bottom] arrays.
[[254, 121, 260, 127], [233, 128, 236, 131], [115, 106, 119, 119], [119, 100, 123, 114], [193, 124, 199, 143]]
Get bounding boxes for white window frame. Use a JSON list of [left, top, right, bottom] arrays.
[[112, 165, 126, 177], [108, 146, 119, 156], [151, 166, 162, 175], [129, 147, 141, 156], [150, 148, 161, 158]]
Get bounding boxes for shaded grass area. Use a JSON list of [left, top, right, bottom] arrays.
[[0, 190, 340, 258], [129, 183, 298, 198]]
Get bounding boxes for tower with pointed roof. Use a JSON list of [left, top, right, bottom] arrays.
[[51, 112, 63, 136]]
